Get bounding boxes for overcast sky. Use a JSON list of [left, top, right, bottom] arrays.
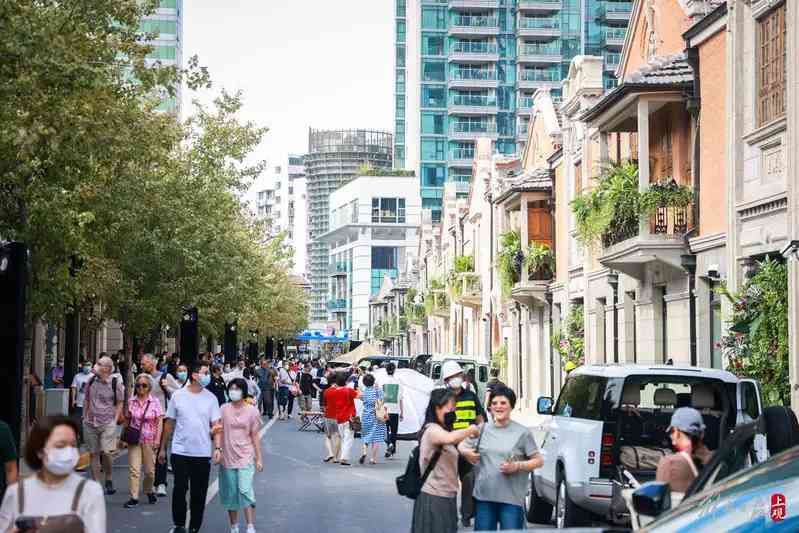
[[183, 0, 395, 168]]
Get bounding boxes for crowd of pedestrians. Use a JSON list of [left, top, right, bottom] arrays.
[[0, 349, 557, 533]]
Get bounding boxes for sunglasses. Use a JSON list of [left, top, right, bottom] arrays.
[[135, 383, 150, 389]]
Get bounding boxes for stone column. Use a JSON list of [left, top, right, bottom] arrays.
[[508, 307, 521, 396], [599, 131, 611, 168], [637, 98, 651, 236], [520, 196, 530, 281], [786, 0, 799, 412], [635, 268, 663, 364]]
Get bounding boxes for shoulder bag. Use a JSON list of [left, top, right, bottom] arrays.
[[16, 477, 88, 532], [121, 400, 150, 445]]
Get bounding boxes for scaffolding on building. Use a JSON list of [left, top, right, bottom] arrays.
[[304, 129, 394, 323]]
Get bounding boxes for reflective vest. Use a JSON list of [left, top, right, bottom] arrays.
[[453, 392, 480, 429]]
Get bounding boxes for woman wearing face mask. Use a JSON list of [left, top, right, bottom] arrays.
[[217, 378, 263, 533], [164, 364, 189, 397], [656, 407, 712, 494], [459, 386, 542, 531], [0, 416, 106, 532], [123, 375, 164, 509], [411, 389, 480, 533]]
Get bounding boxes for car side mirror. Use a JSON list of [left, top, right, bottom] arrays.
[[633, 482, 672, 518], [537, 396, 553, 415]]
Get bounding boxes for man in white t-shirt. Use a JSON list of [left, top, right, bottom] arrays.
[[380, 363, 404, 458], [70, 361, 94, 418], [158, 361, 221, 533]]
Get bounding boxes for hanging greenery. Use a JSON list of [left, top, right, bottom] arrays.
[[496, 230, 522, 298], [453, 255, 474, 273], [639, 179, 694, 215], [570, 162, 640, 247], [718, 258, 789, 406], [492, 343, 508, 370], [524, 242, 554, 279], [571, 164, 695, 247], [551, 304, 585, 367]]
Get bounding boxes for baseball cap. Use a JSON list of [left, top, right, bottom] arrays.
[[668, 407, 706, 436]]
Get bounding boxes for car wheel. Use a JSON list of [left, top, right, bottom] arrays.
[[555, 475, 584, 528], [526, 474, 553, 524], [763, 406, 799, 454]]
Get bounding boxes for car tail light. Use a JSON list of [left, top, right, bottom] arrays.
[[602, 433, 615, 447], [601, 451, 613, 466]]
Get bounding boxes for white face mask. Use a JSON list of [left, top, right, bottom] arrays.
[[228, 389, 243, 402], [44, 446, 79, 476], [448, 377, 464, 390]]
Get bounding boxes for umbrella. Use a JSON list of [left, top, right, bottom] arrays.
[[373, 367, 436, 439]]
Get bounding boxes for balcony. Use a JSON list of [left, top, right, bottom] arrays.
[[602, 28, 627, 48], [450, 121, 498, 140], [427, 290, 451, 318], [596, 1, 632, 22], [449, 69, 499, 89], [518, 95, 535, 113], [449, 94, 499, 114], [517, 123, 530, 140], [448, 148, 475, 167], [453, 180, 472, 194], [518, 17, 561, 38], [449, 41, 499, 62], [327, 298, 347, 312], [453, 272, 482, 307], [518, 0, 562, 12], [517, 68, 561, 90], [449, 0, 499, 8], [518, 43, 562, 64], [605, 53, 621, 71], [328, 262, 348, 277], [449, 15, 500, 36], [599, 204, 691, 280]]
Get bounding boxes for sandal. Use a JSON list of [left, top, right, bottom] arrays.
[[340, 461, 351, 466], [369, 459, 377, 465], [323, 456, 334, 463], [359, 454, 366, 465]]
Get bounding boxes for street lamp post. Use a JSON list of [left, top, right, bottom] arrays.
[[0, 242, 27, 446], [607, 270, 619, 364], [64, 255, 83, 398], [224, 321, 237, 364], [180, 307, 199, 364]]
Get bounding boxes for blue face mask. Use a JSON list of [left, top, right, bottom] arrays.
[[82, 367, 91, 375], [199, 374, 211, 387], [177, 371, 188, 382]]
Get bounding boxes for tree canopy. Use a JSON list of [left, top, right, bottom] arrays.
[[0, 0, 308, 350]]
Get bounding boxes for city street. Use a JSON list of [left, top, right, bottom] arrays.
[[106, 416, 415, 533]]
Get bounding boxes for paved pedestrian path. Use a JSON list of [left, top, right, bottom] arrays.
[[104, 415, 415, 532]]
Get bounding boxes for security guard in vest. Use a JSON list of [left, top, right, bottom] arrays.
[[441, 361, 485, 528]]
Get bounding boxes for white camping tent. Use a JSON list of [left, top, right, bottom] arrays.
[[332, 342, 383, 366], [372, 367, 437, 437]]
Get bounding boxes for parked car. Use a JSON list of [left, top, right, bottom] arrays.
[[527, 364, 769, 528], [632, 443, 799, 531]]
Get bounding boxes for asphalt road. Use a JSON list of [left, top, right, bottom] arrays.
[[105, 414, 416, 533]]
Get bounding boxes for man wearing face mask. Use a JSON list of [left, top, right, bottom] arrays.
[[441, 360, 485, 528], [158, 362, 222, 533], [70, 360, 94, 420]]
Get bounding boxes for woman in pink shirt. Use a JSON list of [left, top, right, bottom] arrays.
[[217, 377, 263, 533], [124, 374, 164, 508]]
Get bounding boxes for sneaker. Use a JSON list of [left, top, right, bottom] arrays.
[[246, 525, 256, 533], [124, 498, 139, 508], [156, 484, 168, 497], [147, 493, 158, 504], [105, 481, 116, 495], [229, 526, 240, 533]]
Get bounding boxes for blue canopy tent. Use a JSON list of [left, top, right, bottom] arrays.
[[295, 330, 350, 342]]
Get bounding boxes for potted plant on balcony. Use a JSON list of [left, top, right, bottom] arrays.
[[492, 343, 508, 370], [497, 230, 522, 297], [524, 242, 554, 280], [449, 255, 475, 298]]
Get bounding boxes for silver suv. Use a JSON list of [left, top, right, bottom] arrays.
[[527, 365, 765, 528]]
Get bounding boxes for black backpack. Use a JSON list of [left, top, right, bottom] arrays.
[[396, 429, 442, 500]]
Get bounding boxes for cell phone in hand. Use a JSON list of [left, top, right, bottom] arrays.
[[16, 516, 37, 532]]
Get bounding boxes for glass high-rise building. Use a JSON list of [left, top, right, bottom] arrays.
[[304, 129, 393, 325], [397, 0, 630, 220], [142, 0, 183, 114]]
